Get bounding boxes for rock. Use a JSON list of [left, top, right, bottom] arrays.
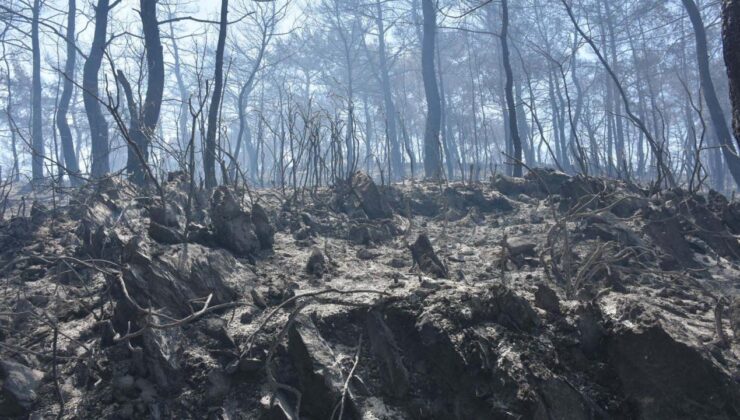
[[489, 285, 540, 332], [410, 233, 448, 278], [348, 225, 372, 245], [112, 375, 137, 398], [306, 247, 328, 277], [492, 174, 539, 196], [731, 298, 740, 343], [148, 221, 183, 244], [350, 171, 393, 219], [210, 186, 260, 257], [356, 248, 379, 260], [534, 284, 561, 315], [506, 237, 537, 257], [608, 324, 740, 419], [206, 369, 231, 402], [288, 314, 359, 419], [534, 378, 594, 420], [251, 203, 275, 250], [526, 168, 571, 194], [365, 311, 409, 397], [149, 203, 180, 227], [0, 360, 44, 415], [575, 304, 605, 357]]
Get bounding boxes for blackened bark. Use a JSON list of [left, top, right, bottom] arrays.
[[83, 0, 111, 178], [124, 0, 164, 186], [204, 0, 229, 189], [501, 0, 522, 177], [31, 0, 44, 181], [421, 0, 442, 179], [376, 1, 404, 180], [683, 0, 740, 187], [724, 0, 740, 152], [56, 0, 81, 186]]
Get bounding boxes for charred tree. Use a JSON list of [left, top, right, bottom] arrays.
[[123, 0, 164, 186], [375, 1, 404, 180], [501, 0, 523, 177], [204, 0, 229, 189], [83, 0, 113, 178], [31, 0, 44, 182], [724, 0, 740, 151], [683, 0, 740, 187], [421, 0, 442, 179], [56, 0, 81, 186]]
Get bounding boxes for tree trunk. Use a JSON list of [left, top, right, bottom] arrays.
[[204, 0, 229, 189], [83, 0, 112, 178], [56, 0, 81, 186], [421, 0, 442, 179], [376, 1, 404, 180], [683, 0, 740, 187], [723, 0, 740, 152], [501, 0, 522, 177], [124, 0, 164, 186], [31, 0, 44, 181]]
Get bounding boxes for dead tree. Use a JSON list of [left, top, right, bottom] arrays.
[[83, 0, 117, 178], [501, 0, 523, 177], [56, 0, 82, 186], [421, 0, 443, 179], [31, 0, 44, 181], [122, 0, 164, 187], [204, 0, 229, 189], [683, 0, 740, 188], [723, 0, 740, 153]]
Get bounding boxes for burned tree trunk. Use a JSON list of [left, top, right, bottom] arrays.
[[421, 0, 443, 179], [56, 0, 81, 186], [724, 0, 740, 152], [124, 0, 164, 186], [501, 0, 523, 177], [204, 0, 229, 189], [31, 0, 44, 182], [83, 0, 112, 178], [683, 0, 740, 187]]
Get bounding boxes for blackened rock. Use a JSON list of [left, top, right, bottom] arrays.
[[506, 237, 537, 257], [148, 221, 183, 244], [526, 168, 571, 195], [492, 174, 540, 196], [608, 324, 740, 419], [211, 186, 260, 257], [534, 284, 561, 315], [351, 171, 393, 220], [251, 203, 275, 250], [731, 298, 740, 343], [365, 311, 410, 397], [0, 359, 44, 415], [288, 314, 359, 419], [306, 247, 328, 277], [410, 233, 448, 278]]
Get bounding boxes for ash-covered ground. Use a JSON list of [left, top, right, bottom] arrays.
[[1, 169, 739, 419]]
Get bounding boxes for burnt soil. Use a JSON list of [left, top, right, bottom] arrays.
[[0, 170, 739, 419]]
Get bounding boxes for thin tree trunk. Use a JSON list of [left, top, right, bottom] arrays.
[[421, 0, 442, 178], [501, 0, 522, 177], [204, 0, 229, 189], [56, 0, 81, 186], [31, 0, 44, 181], [375, 1, 403, 180]]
